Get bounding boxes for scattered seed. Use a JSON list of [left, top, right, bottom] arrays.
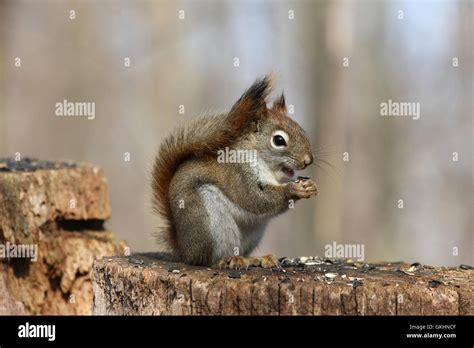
[[408, 262, 422, 272], [228, 271, 241, 279], [171, 269, 180, 274], [428, 280, 442, 288], [363, 264, 376, 271], [324, 273, 337, 279], [0, 157, 77, 172], [129, 257, 144, 265], [280, 258, 297, 267], [304, 261, 321, 266]]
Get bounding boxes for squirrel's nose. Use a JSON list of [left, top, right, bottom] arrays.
[[303, 154, 313, 167]]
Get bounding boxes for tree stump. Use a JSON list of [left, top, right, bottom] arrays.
[[92, 254, 473, 315], [0, 158, 126, 314]]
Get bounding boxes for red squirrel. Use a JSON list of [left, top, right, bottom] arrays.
[[152, 75, 318, 269]]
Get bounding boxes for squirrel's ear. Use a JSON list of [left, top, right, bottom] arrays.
[[273, 92, 286, 111], [250, 121, 261, 133], [230, 75, 273, 120]]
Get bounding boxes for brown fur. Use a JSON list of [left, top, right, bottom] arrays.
[[152, 75, 274, 249]]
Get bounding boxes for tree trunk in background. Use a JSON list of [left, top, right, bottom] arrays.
[[0, 1, 7, 155], [339, 3, 402, 261], [262, 1, 330, 257], [311, 1, 353, 252]]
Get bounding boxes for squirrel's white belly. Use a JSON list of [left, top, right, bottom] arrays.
[[198, 184, 270, 259]]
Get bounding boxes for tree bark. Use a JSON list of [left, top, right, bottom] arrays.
[[92, 255, 473, 315], [0, 159, 126, 314]]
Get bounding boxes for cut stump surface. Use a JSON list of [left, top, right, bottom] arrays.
[[92, 254, 473, 315]]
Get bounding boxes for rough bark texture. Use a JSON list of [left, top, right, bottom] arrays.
[[0, 159, 126, 314], [92, 255, 473, 315]]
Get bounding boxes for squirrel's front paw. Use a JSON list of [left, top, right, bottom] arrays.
[[287, 179, 319, 199]]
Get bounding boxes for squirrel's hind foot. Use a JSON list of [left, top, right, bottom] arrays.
[[217, 254, 280, 270], [259, 254, 280, 268]]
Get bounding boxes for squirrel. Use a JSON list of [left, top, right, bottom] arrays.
[[152, 74, 318, 269]]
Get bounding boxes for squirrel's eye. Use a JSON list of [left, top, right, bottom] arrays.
[[273, 135, 286, 147], [271, 131, 289, 149]]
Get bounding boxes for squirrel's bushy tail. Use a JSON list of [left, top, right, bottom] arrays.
[[152, 75, 273, 249]]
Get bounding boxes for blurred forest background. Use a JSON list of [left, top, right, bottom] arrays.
[[0, 0, 472, 266]]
